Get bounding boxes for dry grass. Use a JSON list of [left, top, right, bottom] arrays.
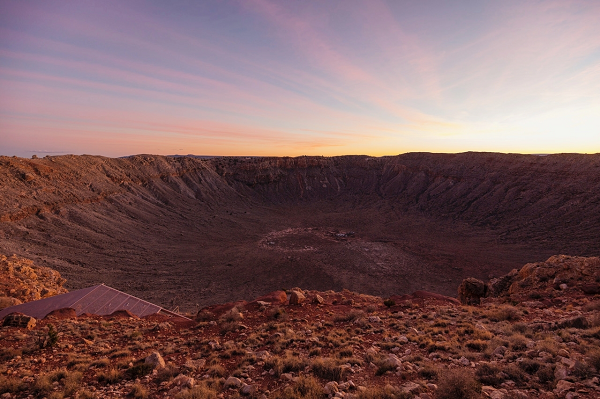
[[356, 385, 412, 399], [311, 357, 346, 381], [96, 368, 122, 385], [127, 383, 149, 398], [0, 375, 25, 394], [333, 309, 365, 323], [272, 376, 324, 399], [485, 305, 521, 322], [437, 369, 481, 399]]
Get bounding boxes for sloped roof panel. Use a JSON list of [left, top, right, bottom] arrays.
[[0, 284, 168, 320]]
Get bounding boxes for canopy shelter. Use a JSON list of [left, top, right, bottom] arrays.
[[0, 284, 189, 320]]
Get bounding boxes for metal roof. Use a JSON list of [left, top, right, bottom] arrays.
[[0, 284, 189, 320]]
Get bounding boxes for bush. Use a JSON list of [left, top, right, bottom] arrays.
[[0, 375, 25, 394], [537, 365, 555, 384], [589, 350, 600, 371], [437, 369, 481, 399], [384, 299, 396, 307], [333, 310, 364, 323], [466, 340, 488, 352], [475, 363, 503, 387], [311, 358, 346, 381], [127, 383, 149, 399], [272, 376, 324, 399], [486, 306, 521, 322], [519, 359, 541, 374], [96, 368, 122, 385], [125, 363, 154, 379]]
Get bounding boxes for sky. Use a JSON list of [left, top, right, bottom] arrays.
[[1, 0, 600, 158]]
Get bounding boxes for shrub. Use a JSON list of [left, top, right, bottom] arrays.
[[466, 340, 488, 352], [536, 365, 555, 384], [589, 350, 600, 371], [486, 306, 521, 322], [333, 310, 364, 323], [220, 307, 243, 323], [272, 376, 324, 399], [156, 365, 180, 383], [125, 363, 154, 379], [384, 299, 396, 307], [519, 359, 541, 374], [0, 348, 22, 362], [311, 358, 346, 381], [267, 307, 288, 320], [509, 335, 528, 351], [97, 368, 122, 385], [437, 369, 481, 399], [475, 363, 503, 387], [573, 361, 594, 379], [418, 366, 438, 380], [207, 365, 226, 378], [0, 375, 25, 394], [127, 383, 149, 399]]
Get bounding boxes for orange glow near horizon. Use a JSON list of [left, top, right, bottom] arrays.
[[1, 1, 600, 158]]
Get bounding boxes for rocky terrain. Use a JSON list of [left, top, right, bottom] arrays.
[[1, 255, 600, 398], [1, 153, 599, 311], [0, 254, 67, 310]]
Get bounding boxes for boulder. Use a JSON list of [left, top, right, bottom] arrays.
[[289, 290, 305, 305], [581, 284, 600, 295], [2, 313, 36, 329], [458, 278, 487, 305], [145, 351, 166, 369], [241, 384, 256, 395]]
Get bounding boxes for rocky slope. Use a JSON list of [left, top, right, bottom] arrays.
[[0, 256, 599, 398], [1, 153, 599, 310], [0, 254, 67, 310]]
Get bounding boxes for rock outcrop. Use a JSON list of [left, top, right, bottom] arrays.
[[458, 255, 600, 304], [0, 254, 67, 304], [458, 277, 487, 305]]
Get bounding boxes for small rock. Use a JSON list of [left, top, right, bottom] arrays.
[[555, 366, 569, 380], [172, 374, 195, 389], [554, 380, 574, 394], [493, 346, 507, 357], [241, 384, 256, 395], [224, 376, 243, 388], [313, 294, 324, 304], [324, 381, 339, 395], [459, 356, 470, 366], [289, 290, 305, 305], [402, 381, 421, 394]]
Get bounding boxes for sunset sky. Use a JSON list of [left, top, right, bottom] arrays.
[[1, 0, 600, 157]]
